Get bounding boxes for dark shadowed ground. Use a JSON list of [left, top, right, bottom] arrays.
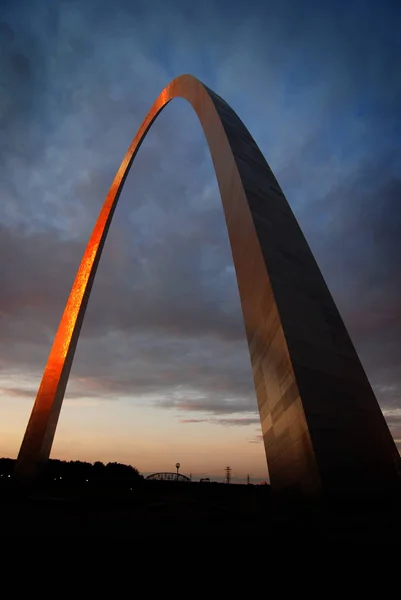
[[1, 477, 400, 541]]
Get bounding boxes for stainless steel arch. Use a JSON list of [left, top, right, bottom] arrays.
[[14, 74, 399, 494]]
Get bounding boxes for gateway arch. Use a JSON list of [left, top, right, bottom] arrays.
[[14, 74, 399, 495]]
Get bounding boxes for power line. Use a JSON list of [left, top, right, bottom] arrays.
[[225, 466, 232, 484]]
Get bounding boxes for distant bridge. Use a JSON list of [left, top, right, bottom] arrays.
[[146, 472, 191, 482]]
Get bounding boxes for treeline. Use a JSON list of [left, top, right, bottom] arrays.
[[0, 457, 143, 485]]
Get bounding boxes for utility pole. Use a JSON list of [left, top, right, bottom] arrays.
[[225, 466, 232, 484], [246, 473, 250, 485]]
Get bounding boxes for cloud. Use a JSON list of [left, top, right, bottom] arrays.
[[248, 434, 264, 444], [179, 417, 260, 426]]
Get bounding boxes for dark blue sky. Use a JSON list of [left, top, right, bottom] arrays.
[[0, 0, 400, 473]]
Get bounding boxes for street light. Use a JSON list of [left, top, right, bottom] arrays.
[[175, 462, 180, 481]]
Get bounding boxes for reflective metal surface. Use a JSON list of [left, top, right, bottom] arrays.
[[14, 75, 399, 495]]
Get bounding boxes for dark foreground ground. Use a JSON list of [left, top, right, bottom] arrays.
[[1, 478, 400, 541]]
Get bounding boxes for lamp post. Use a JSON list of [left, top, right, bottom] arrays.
[[175, 462, 180, 481]]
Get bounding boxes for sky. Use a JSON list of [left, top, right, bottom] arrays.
[[0, 0, 400, 483]]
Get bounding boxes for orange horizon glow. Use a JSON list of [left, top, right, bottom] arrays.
[[0, 378, 269, 482]]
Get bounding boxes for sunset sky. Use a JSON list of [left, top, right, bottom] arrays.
[[0, 0, 400, 483]]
